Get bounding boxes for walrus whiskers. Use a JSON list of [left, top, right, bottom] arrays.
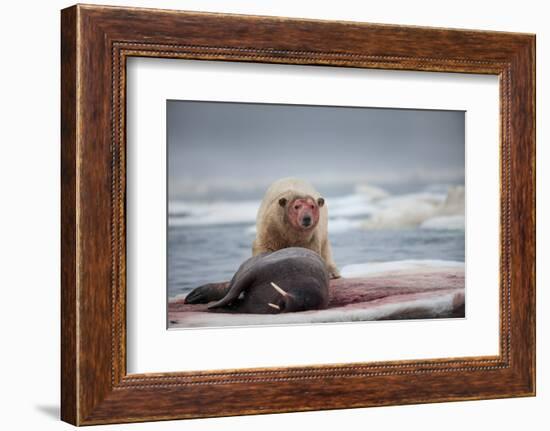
[[270, 282, 288, 297], [267, 303, 280, 310]]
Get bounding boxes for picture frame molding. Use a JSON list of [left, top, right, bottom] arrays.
[[61, 4, 535, 425]]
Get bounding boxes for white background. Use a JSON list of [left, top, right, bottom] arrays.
[[127, 59, 499, 373], [0, 0, 547, 430]]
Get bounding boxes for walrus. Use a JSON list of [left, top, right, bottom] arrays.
[[184, 247, 330, 314], [252, 177, 340, 278]]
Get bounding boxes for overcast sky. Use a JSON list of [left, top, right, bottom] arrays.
[[167, 100, 464, 199]]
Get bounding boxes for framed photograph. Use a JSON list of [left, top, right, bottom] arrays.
[[165, 100, 467, 330], [61, 4, 535, 425]]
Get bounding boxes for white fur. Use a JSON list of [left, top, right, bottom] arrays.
[[252, 177, 339, 277]]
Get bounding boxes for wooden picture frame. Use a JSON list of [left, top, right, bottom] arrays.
[[61, 4, 535, 425]]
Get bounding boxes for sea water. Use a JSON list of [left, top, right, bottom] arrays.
[[167, 182, 465, 299]]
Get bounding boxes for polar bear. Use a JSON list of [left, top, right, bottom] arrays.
[[252, 177, 340, 278]]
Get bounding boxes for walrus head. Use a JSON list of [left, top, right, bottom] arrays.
[[267, 279, 328, 313], [279, 195, 324, 231]]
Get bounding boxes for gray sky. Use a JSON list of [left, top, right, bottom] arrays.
[[167, 100, 464, 199]]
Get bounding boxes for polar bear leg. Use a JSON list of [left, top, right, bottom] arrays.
[[321, 239, 340, 279]]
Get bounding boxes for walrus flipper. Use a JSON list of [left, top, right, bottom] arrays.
[[184, 282, 230, 304], [186, 254, 267, 305], [207, 271, 255, 310]]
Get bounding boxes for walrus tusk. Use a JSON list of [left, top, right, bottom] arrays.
[[267, 303, 280, 310], [270, 282, 288, 297]]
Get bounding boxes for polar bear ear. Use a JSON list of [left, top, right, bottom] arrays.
[[278, 197, 288, 207], [317, 197, 325, 207]]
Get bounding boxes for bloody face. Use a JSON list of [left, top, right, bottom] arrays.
[[285, 196, 322, 231]]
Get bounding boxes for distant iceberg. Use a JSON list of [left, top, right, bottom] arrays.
[[420, 215, 465, 231], [168, 200, 259, 226], [360, 185, 464, 231], [341, 259, 465, 278]]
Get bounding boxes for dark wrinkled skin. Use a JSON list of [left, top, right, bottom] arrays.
[[184, 248, 330, 314]]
